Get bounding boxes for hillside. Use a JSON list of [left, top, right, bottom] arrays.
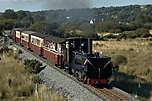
[[1, 5, 152, 38]]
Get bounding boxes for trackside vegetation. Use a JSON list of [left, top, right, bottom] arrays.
[[0, 47, 68, 101]]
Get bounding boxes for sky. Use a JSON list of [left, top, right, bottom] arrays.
[[0, 0, 152, 12]]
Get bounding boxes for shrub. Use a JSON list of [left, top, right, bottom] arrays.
[[17, 49, 22, 54], [32, 75, 42, 83], [112, 55, 128, 66], [148, 42, 152, 46], [24, 59, 46, 74], [144, 68, 152, 79], [0, 89, 8, 99], [129, 48, 134, 51], [113, 65, 119, 72], [0, 47, 12, 53]]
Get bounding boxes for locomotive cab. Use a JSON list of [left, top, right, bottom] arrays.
[[85, 55, 113, 86], [71, 52, 113, 86]]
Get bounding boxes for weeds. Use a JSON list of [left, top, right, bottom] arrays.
[[112, 55, 128, 66]]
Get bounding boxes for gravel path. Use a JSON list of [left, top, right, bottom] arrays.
[[13, 45, 104, 101]]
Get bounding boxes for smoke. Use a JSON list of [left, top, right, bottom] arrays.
[[45, 0, 91, 10]]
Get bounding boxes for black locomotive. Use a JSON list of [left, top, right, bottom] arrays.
[[64, 38, 113, 86]]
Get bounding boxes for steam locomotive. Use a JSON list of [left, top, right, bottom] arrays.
[[11, 28, 113, 87]]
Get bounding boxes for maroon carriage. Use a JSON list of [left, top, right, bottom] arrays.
[[29, 33, 45, 56], [11, 28, 23, 44], [42, 35, 65, 67], [21, 31, 35, 49]]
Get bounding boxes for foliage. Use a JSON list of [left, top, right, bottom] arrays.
[[16, 10, 28, 20], [0, 19, 19, 30], [29, 22, 59, 35], [1, 9, 17, 19], [112, 55, 128, 66], [24, 59, 45, 74], [1, 5, 152, 38], [144, 68, 152, 79], [17, 49, 22, 54], [0, 47, 13, 54], [32, 75, 41, 84]]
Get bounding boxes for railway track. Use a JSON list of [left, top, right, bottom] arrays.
[[13, 43, 137, 101], [96, 88, 129, 101]]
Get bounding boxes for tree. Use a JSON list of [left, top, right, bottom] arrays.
[[29, 22, 59, 35], [16, 10, 27, 20], [0, 19, 19, 30], [2, 9, 17, 19], [33, 14, 46, 22], [20, 11, 34, 28]]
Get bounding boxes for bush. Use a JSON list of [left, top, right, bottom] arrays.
[[144, 68, 152, 79], [148, 42, 152, 46], [17, 49, 22, 54], [32, 75, 41, 83], [112, 55, 128, 66], [0, 89, 8, 99], [129, 48, 134, 51], [0, 47, 11, 53], [24, 59, 46, 74]]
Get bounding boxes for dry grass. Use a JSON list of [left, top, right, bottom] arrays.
[[93, 39, 152, 80], [0, 53, 33, 100], [36, 84, 68, 101], [0, 51, 68, 101], [93, 39, 152, 100]]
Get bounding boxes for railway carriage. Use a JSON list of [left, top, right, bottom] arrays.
[[29, 33, 44, 56], [21, 31, 35, 49], [42, 35, 65, 66], [11, 28, 23, 44]]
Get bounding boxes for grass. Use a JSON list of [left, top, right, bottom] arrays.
[[0, 49, 68, 101], [93, 39, 152, 101]]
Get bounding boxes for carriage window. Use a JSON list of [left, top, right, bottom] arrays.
[[31, 38, 34, 43], [36, 39, 40, 45], [21, 35, 24, 38]]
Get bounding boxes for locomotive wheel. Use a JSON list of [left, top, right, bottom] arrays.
[[64, 67, 68, 73], [75, 72, 79, 80], [78, 71, 82, 81], [65, 67, 71, 74], [71, 68, 75, 75], [87, 78, 91, 85]]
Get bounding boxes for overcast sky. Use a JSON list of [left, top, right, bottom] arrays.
[[0, 0, 152, 12]]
